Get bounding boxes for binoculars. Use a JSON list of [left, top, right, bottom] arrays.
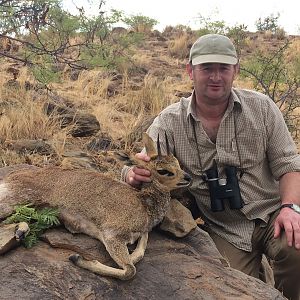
[[204, 161, 244, 212]]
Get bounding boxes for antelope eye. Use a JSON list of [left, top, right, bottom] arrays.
[[157, 169, 174, 176]]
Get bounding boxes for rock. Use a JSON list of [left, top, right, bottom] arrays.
[[111, 27, 128, 36], [60, 151, 99, 171], [0, 227, 285, 299], [5, 139, 54, 155], [87, 132, 113, 151], [0, 223, 19, 255], [45, 102, 100, 137], [64, 111, 100, 137], [0, 164, 38, 180], [159, 199, 197, 237]]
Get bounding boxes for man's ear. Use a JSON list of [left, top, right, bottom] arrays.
[[234, 63, 240, 76], [186, 63, 193, 80]]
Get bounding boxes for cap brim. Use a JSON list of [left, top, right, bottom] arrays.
[[192, 54, 238, 65]]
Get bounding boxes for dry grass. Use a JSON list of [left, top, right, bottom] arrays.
[[234, 77, 255, 90], [0, 29, 300, 167], [284, 39, 300, 77], [168, 33, 190, 59], [131, 53, 152, 71], [0, 89, 61, 142], [0, 148, 27, 167], [90, 75, 177, 139], [92, 101, 131, 139], [133, 75, 174, 114], [73, 70, 111, 103]]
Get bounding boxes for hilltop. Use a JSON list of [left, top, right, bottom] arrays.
[[0, 28, 299, 172]]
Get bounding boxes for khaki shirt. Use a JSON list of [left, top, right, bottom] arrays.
[[142, 88, 300, 251]]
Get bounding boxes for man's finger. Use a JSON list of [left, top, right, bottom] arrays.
[[135, 153, 151, 161], [283, 221, 294, 247], [273, 220, 281, 239], [292, 222, 300, 250], [134, 173, 152, 183], [133, 166, 151, 177]]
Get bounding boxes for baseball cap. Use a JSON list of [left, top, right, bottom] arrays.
[[189, 34, 238, 65]]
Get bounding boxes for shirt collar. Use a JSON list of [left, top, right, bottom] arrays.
[[186, 88, 242, 121], [186, 90, 197, 120]]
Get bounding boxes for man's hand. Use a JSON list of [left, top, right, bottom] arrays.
[[274, 207, 300, 250], [126, 153, 152, 187]]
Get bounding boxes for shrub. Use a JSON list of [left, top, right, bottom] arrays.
[[255, 13, 280, 33], [195, 13, 227, 35], [123, 14, 158, 33], [227, 24, 248, 57]]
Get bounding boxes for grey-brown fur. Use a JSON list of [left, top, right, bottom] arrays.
[[0, 133, 191, 280]]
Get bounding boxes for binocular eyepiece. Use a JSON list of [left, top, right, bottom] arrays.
[[204, 160, 244, 212]]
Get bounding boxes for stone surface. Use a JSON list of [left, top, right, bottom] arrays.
[[0, 227, 285, 300], [0, 164, 38, 180], [45, 102, 100, 137], [160, 199, 197, 237], [5, 139, 54, 155], [0, 223, 19, 255]]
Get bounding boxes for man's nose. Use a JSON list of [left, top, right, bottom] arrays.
[[209, 70, 221, 80]]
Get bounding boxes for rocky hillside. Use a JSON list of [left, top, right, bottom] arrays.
[[0, 28, 299, 172], [0, 28, 299, 299]]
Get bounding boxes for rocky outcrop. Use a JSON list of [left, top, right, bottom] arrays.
[[0, 226, 285, 300], [45, 101, 100, 137], [4, 139, 55, 155]]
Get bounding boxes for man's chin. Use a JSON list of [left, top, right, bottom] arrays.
[[207, 90, 225, 99]]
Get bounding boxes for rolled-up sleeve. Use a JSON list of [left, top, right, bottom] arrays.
[[265, 98, 300, 179]]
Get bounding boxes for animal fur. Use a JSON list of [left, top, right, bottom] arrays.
[[0, 133, 191, 280]]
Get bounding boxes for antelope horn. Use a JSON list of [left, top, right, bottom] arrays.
[[157, 134, 162, 160], [165, 132, 170, 155]]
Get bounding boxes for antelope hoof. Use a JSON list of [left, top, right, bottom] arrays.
[[69, 253, 82, 265], [15, 222, 30, 241]]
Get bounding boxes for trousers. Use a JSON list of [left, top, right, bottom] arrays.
[[208, 210, 300, 300]]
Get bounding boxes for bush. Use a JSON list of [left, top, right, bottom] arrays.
[[240, 41, 300, 138], [275, 27, 286, 40], [195, 13, 227, 35], [255, 13, 280, 33], [123, 14, 158, 33], [227, 24, 248, 57]]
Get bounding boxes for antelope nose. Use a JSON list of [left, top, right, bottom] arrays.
[[184, 173, 192, 184]]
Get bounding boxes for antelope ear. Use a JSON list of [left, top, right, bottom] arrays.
[[142, 133, 157, 159]]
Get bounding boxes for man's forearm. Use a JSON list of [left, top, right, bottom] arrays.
[[279, 172, 300, 205]]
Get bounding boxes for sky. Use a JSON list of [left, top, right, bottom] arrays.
[[63, 0, 300, 35]]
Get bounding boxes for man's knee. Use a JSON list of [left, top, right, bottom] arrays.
[[273, 233, 300, 265]]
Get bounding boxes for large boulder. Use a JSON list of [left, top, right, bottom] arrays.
[[0, 227, 285, 300]]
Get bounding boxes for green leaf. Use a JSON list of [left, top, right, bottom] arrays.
[[4, 204, 60, 248]]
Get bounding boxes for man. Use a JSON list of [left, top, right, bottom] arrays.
[[121, 34, 300, 299]]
